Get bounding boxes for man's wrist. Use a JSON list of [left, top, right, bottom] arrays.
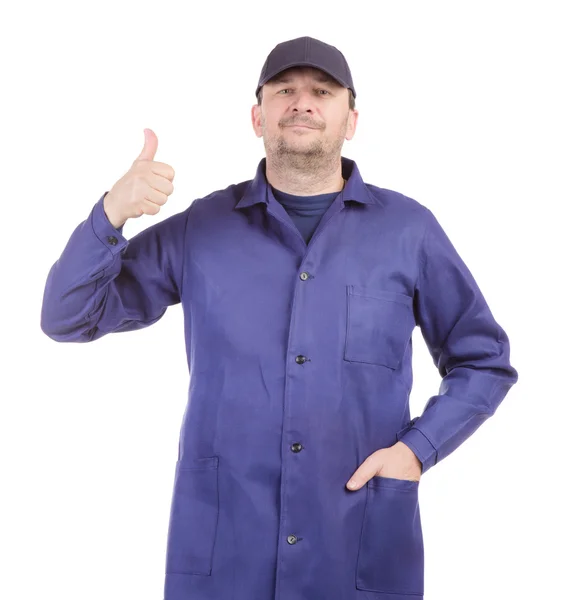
[[103, 194, 126, 229], [396, 440, 423, 470]]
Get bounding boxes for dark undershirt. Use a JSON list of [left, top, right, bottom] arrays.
[[270, 184, 343, 244]]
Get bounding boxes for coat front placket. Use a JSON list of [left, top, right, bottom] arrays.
[[262, 188, 354, 600]]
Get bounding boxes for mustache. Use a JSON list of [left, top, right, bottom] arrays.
[[281, 120, 321, 129]]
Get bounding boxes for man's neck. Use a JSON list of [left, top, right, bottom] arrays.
[[265, 157, 345, 196]]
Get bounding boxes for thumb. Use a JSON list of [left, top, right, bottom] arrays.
[[135, 128, 158, 162]]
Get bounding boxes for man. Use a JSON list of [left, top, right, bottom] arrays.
[[40, 36, 518, 600]]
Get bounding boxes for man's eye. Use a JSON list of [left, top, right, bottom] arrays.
[[278, 89, 330, 95]]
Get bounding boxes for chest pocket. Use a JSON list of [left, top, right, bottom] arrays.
[[344, 286, 415, 369]]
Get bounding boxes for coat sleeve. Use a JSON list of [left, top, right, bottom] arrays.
[[396, 207, 519, 473], [40, 191, 193, 342]]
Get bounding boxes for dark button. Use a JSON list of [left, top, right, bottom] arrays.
[[295, 355, 307, 364], [299, 271, 309, 280], [291, 442, 303, 453], [287, 534, 298, 545], [107, 236, 118, 246]]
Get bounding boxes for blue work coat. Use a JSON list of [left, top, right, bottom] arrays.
[[40, 156, 518, 600]]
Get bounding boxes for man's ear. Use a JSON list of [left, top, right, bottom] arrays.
[[251, 104, 263, 138], [251, 104, 261, 137], [345, 109, 359, 141]]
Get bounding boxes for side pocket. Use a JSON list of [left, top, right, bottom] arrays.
[[355, 475, 424, 595], [165, 455, 220, 575]]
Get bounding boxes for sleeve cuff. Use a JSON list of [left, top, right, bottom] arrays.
[[396, 422, 438, 474], [91, 192, 129, 256]]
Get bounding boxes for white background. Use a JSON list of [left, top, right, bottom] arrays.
[[1, 1, 563, 599]]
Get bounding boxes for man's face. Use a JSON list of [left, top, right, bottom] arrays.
[[251, 66, 358, 166]]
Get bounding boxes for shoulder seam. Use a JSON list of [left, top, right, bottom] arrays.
[[415, 207, 433, 291], [181, 199, 198, 300]]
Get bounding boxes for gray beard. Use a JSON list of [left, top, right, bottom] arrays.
[[265, 134, 344, 181]]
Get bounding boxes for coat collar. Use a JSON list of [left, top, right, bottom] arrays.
[[234, 156, 382, 210]]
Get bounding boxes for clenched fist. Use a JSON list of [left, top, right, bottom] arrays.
[[103, 128, 175, 229]]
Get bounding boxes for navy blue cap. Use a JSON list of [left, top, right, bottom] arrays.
[[255, 36, 356, 99]]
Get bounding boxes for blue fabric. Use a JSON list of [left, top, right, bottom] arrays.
[[40, 155, 518, 600]]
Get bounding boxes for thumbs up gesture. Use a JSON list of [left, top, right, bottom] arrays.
[[103, 129, 175, 229]]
